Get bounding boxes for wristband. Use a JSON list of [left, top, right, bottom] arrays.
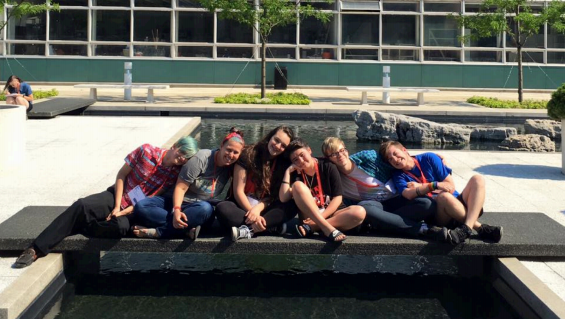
[[282, 181, 289, 185], [173, 206, 181, 211]]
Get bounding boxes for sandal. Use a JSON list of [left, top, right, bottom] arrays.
[[296, 224, 313, 238], [328, 229, 346, 242], [187, 225, 201, 241], [14, 248, 37, 269], [133, 225, 160, 238]]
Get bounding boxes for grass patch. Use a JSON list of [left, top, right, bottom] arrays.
[[467, 96, 547, 109], [0, 88, 59, 101], [214, 92, 310, 105]]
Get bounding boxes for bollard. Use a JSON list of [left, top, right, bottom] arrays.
[[124, 62, 132, 100], [0, 105, 26, 172], [382, 66, 390, 104]]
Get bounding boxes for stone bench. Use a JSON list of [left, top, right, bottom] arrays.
[[74, 84, 169, 103], [346, 86, 440, 106], [1, 206, 564, 257]]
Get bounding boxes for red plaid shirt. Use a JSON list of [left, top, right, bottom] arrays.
[[121, 144, 181, 209]]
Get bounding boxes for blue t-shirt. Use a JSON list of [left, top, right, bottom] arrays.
[[392, 152, 459, 197], [8, 82, 32, 97]]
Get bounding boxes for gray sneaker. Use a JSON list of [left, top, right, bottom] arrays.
[[231, 225, 253, 241]]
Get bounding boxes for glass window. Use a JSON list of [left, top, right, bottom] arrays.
[[465, 50, 502, 62], [7, 11, 46, 40], [383, 1, 419, 11], [342, 48, 379, 60], [49, 44, 87, 56], [424, 16, 459, 47], [92, 0, 130, 6], [382, 15, 419, 46], [217, 19, 253, 43], [548, 52, 565, 64], [506, 18, 544, 48], [465, 2, 496, 13], [94, 44, 130, 56], [299, 15, 337, 44], [547, 26, 565, 48], [8, 43, 45, 55], [424, 2, 460, 12], [464, 29, 502, 47], [506, 51, 543, 63], [261, 47, 295, 59], [178, 12, 213, 43], [134, 45, 171, 57], [93, 10, 130, 41], [178, 46, 212, 58], [307, 0, 336, 10], [177, 0, 204, 8], [136, 0, 171, 7], [57, 0, 88, 5], [342, 14, 379, 45], [300, 47, 335, 59], [50, 10, 88, 41], [217, 47, 254, 58], [267, 24, 297, 44], [134, 11, 171, 42], [424, 49, 460, 61], [382, 48, 419, 60]]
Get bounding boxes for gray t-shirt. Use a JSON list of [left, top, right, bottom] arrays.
[[176, 149, 231, 203]]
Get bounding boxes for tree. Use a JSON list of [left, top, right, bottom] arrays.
[[0, 0, 58, 34], [453, 0, 565, 102], [547, 83, 565, 174], [198, 0, 332, 98]]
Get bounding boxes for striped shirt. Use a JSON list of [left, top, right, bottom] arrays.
[[121, 144, 181, 209]]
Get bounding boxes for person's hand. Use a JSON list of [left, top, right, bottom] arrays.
[[251, 217, 267, 233], [245, 206, 261, 224], [173, 210, 188, 229], [303, 218, 316, 226], [106, 207, 121, 221], [437, 182, 454, 194]]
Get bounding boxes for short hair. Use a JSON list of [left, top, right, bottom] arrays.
[[321, 137, 344, 157], [284, 138, 310, 159], [378, 140, 405, 161], [173, 136, 199, 158]]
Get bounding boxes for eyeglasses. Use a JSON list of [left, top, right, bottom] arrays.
[[327, 148, 347, 159], [175, 149, 189, 161]]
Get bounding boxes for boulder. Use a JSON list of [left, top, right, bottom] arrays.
[[470, 127, 518, 141], [524, 119, 561, 141], [353, 110, 471, 145], [498, 134, 555, 152]]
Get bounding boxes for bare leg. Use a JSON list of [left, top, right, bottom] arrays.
[[292, 182, 340, 237], [308, 205, 365, 233], [459, 175, 485, 230], [436, 192, 481, 230]]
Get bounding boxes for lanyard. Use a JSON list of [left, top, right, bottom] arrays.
[[403, 157, 431, 197], [301, 160, 325, 208]]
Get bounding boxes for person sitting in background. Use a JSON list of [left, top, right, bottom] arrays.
[[279, 138, 366, 242], [3, 75, 34, 112], [133, 128, 245, 239], [13, 136, 198, 268], [216, 126, 298, 241], [379, 141, 503, 245], [321, 137, 443, 241]]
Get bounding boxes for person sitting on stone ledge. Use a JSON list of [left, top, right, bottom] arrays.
[[216, 126, 299, 241], [280, 138, 366, 242], [3, 75, 34, 113], [13, 136, 199, 268], [321, 137, 444, 241], [379, 141, 503, 245], [132, 128, 245, 239]]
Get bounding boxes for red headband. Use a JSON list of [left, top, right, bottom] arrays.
[[222, 132, 244, 145]]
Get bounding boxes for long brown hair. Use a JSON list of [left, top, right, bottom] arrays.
[[240, 126, 294, 198]]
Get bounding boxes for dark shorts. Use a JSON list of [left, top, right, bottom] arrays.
[[446, 194, 484, 229]]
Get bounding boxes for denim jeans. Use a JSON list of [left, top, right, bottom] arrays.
[[134, 196, 214, 238], [355, 196, 436, 237]]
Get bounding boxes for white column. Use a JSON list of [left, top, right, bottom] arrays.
[[0, 106, 26, 172]]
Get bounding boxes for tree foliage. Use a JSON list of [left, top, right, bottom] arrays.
[[0, 0, 59, 33], [548, 83, 565, 120]]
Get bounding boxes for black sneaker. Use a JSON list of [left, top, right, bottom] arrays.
[[447, 224, 473, 245], [478, 224, 503, 243], [423, 226, 449, 242], [267, 223, 287, 235], [14, 248, 37, 269]]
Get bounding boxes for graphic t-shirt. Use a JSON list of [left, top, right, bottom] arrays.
[[176, 149, 231, 202], [290, 158, 342, 207]]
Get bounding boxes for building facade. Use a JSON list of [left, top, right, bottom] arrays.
[[1, 0, 564, 88]]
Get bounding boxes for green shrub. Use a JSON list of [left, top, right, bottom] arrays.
[[547, 83, 565, 120], [0, 88, 59, 101], [467, 96, 547, 109], [214, 92, 310, 105]]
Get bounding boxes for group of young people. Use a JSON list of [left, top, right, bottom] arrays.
[[14, 125, 503, 269]]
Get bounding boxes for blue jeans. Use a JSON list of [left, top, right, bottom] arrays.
[[134, 196, 214, 239], [355, 196, 436, 237]]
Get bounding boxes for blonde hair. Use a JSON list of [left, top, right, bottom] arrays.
[[321, 137, 344, 157]]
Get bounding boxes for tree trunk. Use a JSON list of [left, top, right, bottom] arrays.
[[562, 119, 565, 175], [517, 44, 523, 103], [261, 40, 266, 99]]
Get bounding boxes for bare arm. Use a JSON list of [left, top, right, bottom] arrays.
[[279, 165, 295, 203], [233, 164, 253, 211], [172, 179, 190, 229], [113, 163, 133, 212], [401, 175, 456, 200], [321, 195, 342, 219]]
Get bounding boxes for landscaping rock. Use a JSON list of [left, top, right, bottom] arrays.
[[524, 119, 562, 141], [470, 127, 518, 141], [498, 134, 555, 152], [353, 110, 471, 145]]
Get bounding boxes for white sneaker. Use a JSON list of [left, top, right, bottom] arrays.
[[231, 225, 253, 241]]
